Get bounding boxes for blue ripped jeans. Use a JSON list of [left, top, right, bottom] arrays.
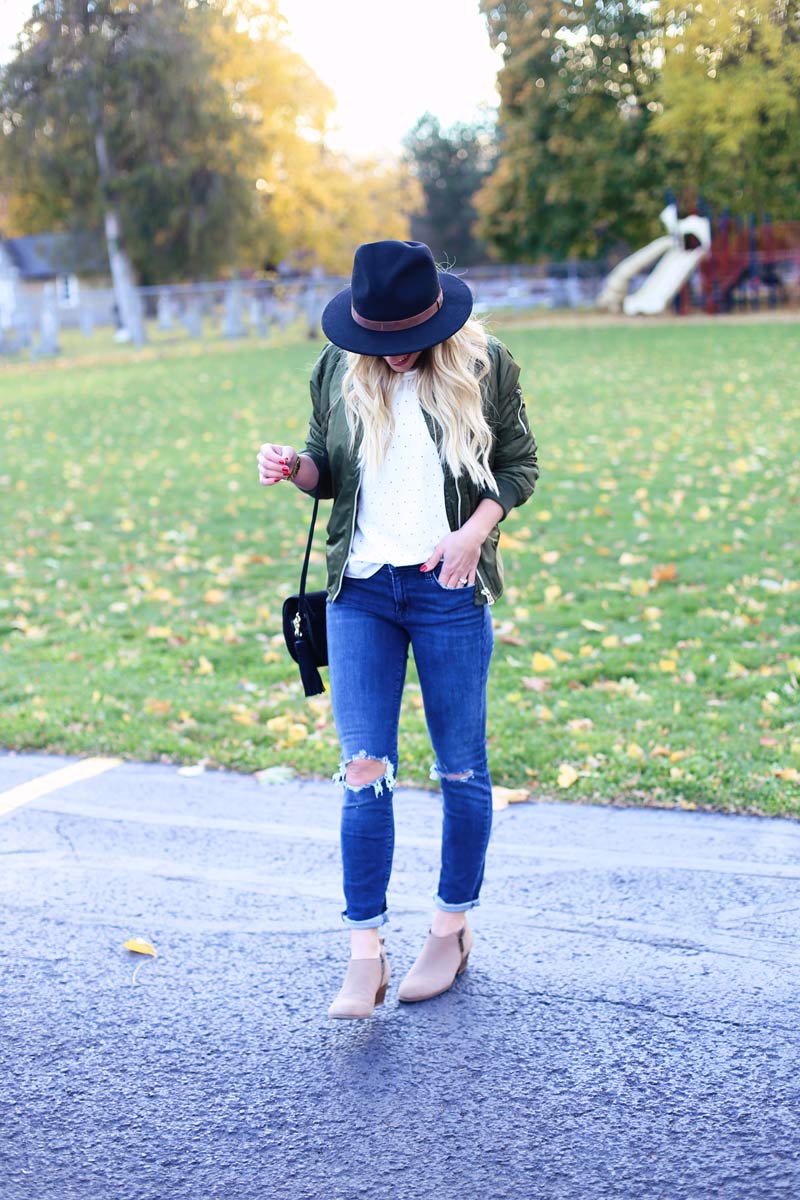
[[326, 564, 495, 929]]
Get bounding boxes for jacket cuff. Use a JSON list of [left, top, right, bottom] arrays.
[[480, 478, 518, 519], [298, 450, 333, 498]]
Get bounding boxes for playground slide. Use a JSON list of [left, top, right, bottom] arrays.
[[623, 245, 707, 316], [597, 236, 675, 312]]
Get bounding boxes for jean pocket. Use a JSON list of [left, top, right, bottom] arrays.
[[429, 564, 469, 592]]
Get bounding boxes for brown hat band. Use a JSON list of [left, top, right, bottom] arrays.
[[351, 289, 443, 332]]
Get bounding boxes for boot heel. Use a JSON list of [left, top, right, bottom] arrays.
[[375, 982, 389, 1006]]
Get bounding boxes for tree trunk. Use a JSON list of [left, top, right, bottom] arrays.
[[100, 201, 146, 346], [92, 119, 146, 345]]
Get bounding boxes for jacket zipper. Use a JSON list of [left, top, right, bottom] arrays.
[[331, 472, 362, 602], [476, 565, 495, 606], [455, 477, 495, 606]]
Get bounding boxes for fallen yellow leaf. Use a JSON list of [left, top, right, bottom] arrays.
[[285, 723, 309, 744], [532, 652, 555, 672], [266, 715, 290, 733], [557, 763, 579, 788], [492, 786, 529, 810], [233, 710, 258, 726], [124, 938, 157, 957]]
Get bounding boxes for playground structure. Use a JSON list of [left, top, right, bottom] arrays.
[[598, 205, 711, 315], [699, 215, 800, 314], [599, 204, 800, 316]]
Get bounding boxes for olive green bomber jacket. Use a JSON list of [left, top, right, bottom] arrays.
[[300, 336, 539, 606]]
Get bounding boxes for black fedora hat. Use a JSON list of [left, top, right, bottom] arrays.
[[321, 240, 474, 356]]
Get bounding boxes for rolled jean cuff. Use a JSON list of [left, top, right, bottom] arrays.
[[433, 894, 481, 914], [340, 909, 390, 930]]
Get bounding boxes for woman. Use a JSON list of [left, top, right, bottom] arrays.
[[257, 240, 538, 1019]]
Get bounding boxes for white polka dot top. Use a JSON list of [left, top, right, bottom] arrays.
[[346, 371, 452, 578]]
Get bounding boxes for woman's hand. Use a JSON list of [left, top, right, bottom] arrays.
[[420, 527, 483, 588], [257, 443, 297, 486], [420, 498, 505, 588]]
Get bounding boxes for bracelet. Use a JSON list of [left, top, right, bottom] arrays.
[[287, 454, 302, 483]]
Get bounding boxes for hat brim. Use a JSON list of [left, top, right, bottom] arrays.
[[321, 271, 474, 356]]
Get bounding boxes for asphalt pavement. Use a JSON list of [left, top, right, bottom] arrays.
[[1, 750, 799, 1200]]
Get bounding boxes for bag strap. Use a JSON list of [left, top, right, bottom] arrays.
[[298, 453, 326, 602], [298, 348, 338, 600]]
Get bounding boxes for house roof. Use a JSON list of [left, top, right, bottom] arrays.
[[2, 231, 107, 279]]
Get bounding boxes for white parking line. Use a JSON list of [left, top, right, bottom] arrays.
[[0, 757, 122, 818]]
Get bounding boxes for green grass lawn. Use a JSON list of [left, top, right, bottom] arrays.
[[1, 317, 798, 816]]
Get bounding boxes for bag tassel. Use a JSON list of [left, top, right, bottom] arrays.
[[296, 635, 325, 697]]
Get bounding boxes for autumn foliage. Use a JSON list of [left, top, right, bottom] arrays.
[[0, 0, 418, 281]]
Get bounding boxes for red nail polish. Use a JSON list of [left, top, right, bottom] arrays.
[[420, 566, 427, 572]]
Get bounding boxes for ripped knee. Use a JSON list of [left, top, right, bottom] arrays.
[[333, 752, 396, 795], [429, 763, 475, 783], [346, 757, 386, 788]]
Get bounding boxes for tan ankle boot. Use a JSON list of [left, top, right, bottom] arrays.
[[328, 940, 390, 1019], [397, 922, 474, 1003]]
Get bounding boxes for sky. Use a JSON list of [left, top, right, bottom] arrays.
[[0, 0, 502, 157]]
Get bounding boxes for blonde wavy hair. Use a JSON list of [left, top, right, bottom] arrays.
[[341, 317, 497, 493]]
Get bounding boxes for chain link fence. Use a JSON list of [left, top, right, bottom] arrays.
[[1, 262, 609, 360]]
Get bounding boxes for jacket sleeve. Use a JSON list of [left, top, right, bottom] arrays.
[[480, 341, 539, 518], [300, 343, 338, 498]]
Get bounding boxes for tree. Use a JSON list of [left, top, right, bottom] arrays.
[[209, 0, 418, 274], [0, 0, 254, 313], [1, 0, 420, 292], [476, 0, 665, 260], [403, 112, 496, 266], [261, 146, 420, 275], [655, 0, 800, 217]]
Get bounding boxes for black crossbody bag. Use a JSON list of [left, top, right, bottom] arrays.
[[281, 459, 328, 697]]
